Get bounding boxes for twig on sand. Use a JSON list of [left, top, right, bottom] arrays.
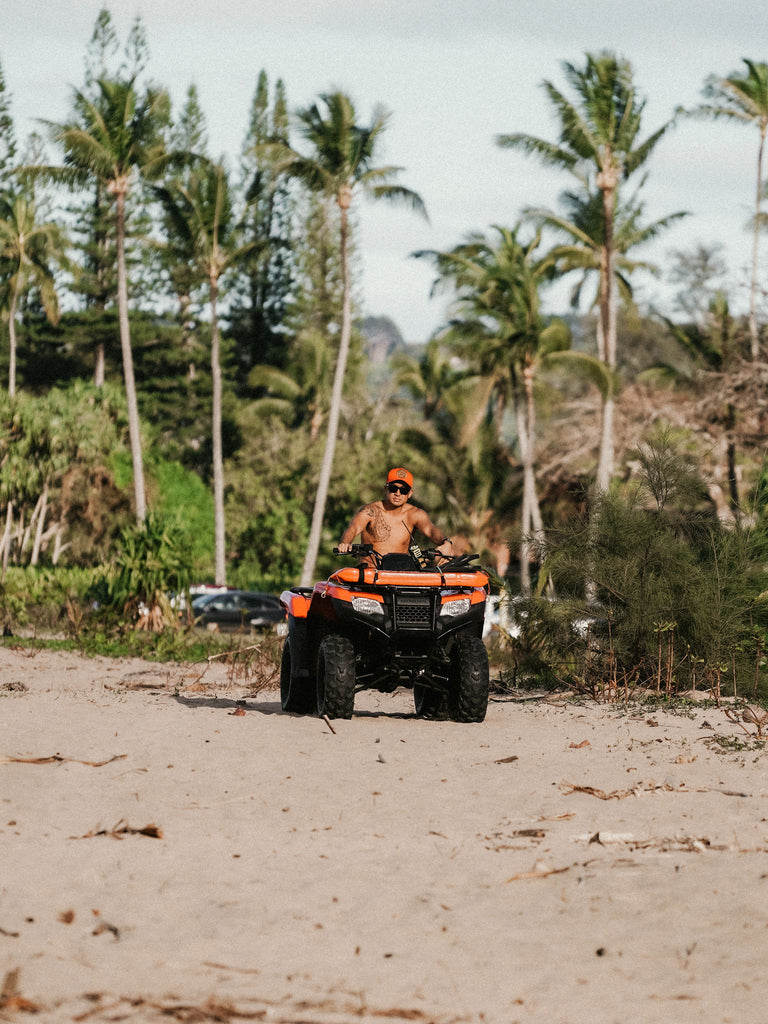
[[0, 753, 126, 767], [506, 859, 571, 881], [207, 643, 263, 661], [322, 714, 337, 734]]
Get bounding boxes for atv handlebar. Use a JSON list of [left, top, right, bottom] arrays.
[[333, 544, 374, 558], [332, 544, 480, 571]]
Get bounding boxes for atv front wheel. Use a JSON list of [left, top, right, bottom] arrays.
[[448, 636, 489, 723], [280, 642, 315, 714], [316, 634, 356, 719]]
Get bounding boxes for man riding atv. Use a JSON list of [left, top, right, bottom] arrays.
[[337, 467, 453, 570], [280, 467, 490, 722]]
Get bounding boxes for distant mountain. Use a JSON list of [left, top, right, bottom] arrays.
[[361, 315, 406, 364]]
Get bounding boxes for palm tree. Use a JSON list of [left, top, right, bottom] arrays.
[[274, 91, 427, 587], [418, 226, 571, 593], [688, 59, 768, 360], [0, 191, 66, 397], [533, 183, 686, 321], [247, 329, 332, 443], [497, 51, 673, 491], [41, 75, 169, 524], [390, 338, 470, 424], [154, 160, 256, 585], [529, 182, 686, 487]]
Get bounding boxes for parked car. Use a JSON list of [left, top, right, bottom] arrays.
[[191, 590, 286, 633]]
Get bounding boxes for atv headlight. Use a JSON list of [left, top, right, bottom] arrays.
[[351, 596, 385, 616], [441, 597, 471, 618]]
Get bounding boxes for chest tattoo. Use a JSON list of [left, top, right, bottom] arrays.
[[365, 503, 409, 542]]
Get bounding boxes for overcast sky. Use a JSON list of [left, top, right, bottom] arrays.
[[4, 0, 767, 341]]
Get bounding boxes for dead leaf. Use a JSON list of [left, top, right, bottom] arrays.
[[70, 820, 163, 841], [58, 909, 75, 924], [0, 681, 27, 694], [569, 740, 591, 749], [494, 755, 519, 763], [91, 916, 120, 940], [229, 707, 247, 717], [0, 968, 39, 1012]]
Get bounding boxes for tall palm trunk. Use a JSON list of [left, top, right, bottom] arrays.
[[7, 290, 17, 398], [516, 363, 549, 596], [209, 273, 226, 586], [300, 186, 352, 587], [30, 480, 48, 566], [748, 124, 766, 360], [113, 185, 146, 524], [595, 170, 619, 493], [93, 345, 105, 387], [1, 500, 12, 582]]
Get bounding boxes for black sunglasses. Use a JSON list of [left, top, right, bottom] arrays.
[[387, 482, 410, 494]]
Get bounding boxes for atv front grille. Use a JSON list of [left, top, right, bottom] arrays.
[[393, 589, 433, 630]]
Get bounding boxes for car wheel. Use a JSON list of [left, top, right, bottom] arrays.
[[316, 634, 355, 719], [448, 635, 489, 723], [280, 642, 315, 714]]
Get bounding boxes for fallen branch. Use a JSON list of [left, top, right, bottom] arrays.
[[0, 753, 126, 767], [561, 779, 684, 800]]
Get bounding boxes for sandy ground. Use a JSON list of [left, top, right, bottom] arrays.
[[1, 644, 768, 1024]]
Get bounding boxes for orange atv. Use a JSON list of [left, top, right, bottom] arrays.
[[279, 544, 490, 721]]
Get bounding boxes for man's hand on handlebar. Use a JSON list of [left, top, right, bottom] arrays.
[[333, 543, 374, 557]]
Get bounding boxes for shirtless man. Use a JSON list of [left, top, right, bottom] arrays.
[[337, 467, 452, 566]]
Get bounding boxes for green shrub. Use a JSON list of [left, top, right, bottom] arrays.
[[96, 510, 192, 630], [504, 431, 768, 699]]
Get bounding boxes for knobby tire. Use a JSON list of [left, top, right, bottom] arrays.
[[316, 634, 356, 719]]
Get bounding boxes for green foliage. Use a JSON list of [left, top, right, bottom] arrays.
[[147, 454, 214, 573], [224, 416, 312, 588], [502, 431, 768, 698], [97, 509, 191, 627], [0, 565, 101, 631]]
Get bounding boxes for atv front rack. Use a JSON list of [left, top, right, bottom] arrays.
[[327, 566, 490, 589]]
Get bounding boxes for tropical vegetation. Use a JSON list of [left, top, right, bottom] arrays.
[[1, 12, 768, 696]]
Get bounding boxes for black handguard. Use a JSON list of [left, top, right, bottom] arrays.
[[333, 543, 374, 559]]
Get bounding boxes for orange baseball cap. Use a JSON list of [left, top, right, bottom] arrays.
[[386, 467, 413, 489]]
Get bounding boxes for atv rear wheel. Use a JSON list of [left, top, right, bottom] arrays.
[[280, 642, 315, 714], [448, 635, 489, 723], [414, 684, 449, 720], [316, 634, 356, 719]]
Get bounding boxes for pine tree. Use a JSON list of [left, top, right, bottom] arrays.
[[230, 71, 296, 374], [0, 57, 17, 195]]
